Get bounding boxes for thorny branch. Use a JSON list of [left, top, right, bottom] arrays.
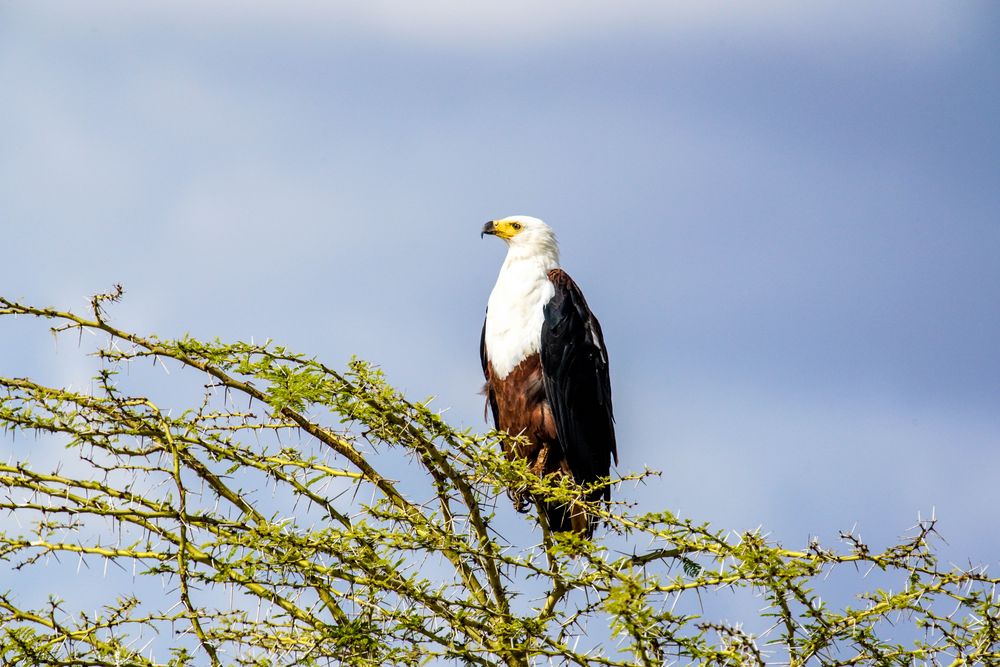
[[1, 290, 998, 666]]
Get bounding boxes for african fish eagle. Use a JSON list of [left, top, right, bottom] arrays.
[[480, 215, 617, 536]]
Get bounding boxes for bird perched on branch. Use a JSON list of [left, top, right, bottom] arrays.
[[480, 215, 617, 536]]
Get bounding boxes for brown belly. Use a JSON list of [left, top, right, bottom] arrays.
[[488, 355, 565, 477], [487, 353, 589, 534]]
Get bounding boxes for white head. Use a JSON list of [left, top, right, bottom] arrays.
[[481, 215, 560, 265]]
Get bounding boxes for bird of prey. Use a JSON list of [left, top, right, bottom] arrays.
[[480, 215, 617, 536]]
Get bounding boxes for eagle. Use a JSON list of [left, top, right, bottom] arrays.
[[480, 215, 617, 536]]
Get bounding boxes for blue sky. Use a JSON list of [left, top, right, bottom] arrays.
[[2, 0, 999, 643]]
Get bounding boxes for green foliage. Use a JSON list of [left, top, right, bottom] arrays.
[[1, 289, 998, 666]]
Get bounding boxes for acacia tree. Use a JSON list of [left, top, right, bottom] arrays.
[[0, 289, 997, 666]]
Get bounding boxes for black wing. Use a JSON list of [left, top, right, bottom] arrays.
[[480, 314, 500, 427], [540, 269, 617, 499]]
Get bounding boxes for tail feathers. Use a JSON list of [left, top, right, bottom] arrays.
[[544, 499, 594, 537], [511, 488, 596, 537]]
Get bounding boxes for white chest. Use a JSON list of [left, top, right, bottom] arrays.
[[485, 261, 556, 380]]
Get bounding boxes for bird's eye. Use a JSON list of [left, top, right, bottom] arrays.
[[511, 222, 522, 230]]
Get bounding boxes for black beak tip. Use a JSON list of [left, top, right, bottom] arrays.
[[481, 220, 496, 238]]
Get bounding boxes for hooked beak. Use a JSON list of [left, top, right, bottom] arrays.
[[481, 220, 497, 239]]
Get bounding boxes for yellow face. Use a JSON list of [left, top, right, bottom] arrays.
[[482, 218, 526, 240]]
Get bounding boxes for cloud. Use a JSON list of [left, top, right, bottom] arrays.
[[10, 0, 981, 57], [622, 376, 1000, 557]]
